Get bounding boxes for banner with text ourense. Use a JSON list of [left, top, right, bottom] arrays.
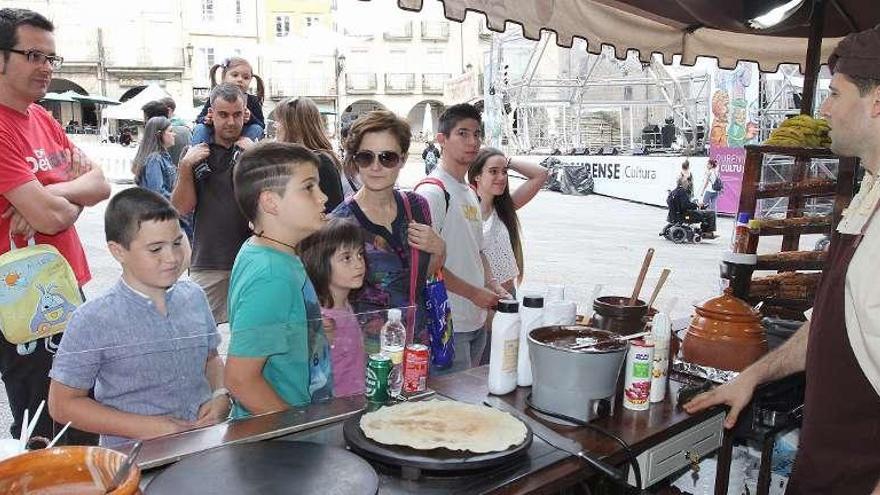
[[532, 155, 710, 208]]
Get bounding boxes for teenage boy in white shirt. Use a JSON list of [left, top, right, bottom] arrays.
[[416, 104, 508, 372]]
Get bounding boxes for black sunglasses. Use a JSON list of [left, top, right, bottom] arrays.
[[353, 150, 402, 169]]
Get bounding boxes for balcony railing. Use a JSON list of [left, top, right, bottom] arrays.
[[385, 73, 415, 94], [346, 73, 378, 94], [421, 21, 450, 41], [269, 77, 336, 100], [383, 21, 412, 41], [422, 73, 452, 94], [343, 28, 374, 40]]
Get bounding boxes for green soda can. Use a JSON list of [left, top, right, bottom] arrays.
[[365, 353, 392, 404]]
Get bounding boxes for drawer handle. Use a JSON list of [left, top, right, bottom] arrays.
[[685, 451, 701, 473]]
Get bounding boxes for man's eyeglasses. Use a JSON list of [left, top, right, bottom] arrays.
[[353, 150, 402, 169], [5, 49, 63, 69]]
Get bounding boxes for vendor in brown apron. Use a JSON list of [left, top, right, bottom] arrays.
[[685, 26, 880, 494]]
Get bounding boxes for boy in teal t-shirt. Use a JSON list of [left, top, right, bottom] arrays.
[[225, 142, 333, 417]]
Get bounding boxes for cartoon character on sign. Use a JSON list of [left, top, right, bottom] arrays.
[[29, 284, 77, 335], [710, 91, 729, 146]]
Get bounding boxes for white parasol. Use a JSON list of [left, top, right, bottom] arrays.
[[422, 103, 433, 138]]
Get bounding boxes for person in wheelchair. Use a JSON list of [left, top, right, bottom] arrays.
[[661, 176, 717, 243]]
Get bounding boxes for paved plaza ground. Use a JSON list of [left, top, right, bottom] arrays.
[[3, 138, 815, 440]]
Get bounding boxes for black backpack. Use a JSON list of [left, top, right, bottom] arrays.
[[712, 173, 724, 192]]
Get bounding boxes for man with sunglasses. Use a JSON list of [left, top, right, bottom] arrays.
[[0, 8, 110, 442], [416, 104, 509, 373]]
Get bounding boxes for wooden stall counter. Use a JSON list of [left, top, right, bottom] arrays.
[[429, 366, 726, 493], [130, 367, 724, 494]]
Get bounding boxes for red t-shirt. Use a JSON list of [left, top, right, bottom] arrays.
[[0, 103, 91, 285]]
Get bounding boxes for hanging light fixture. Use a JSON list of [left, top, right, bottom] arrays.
[[748, 0, 807, 29]]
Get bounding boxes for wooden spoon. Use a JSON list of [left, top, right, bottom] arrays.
[[629, 248, 655, 305], [646, 268, 671, 310]]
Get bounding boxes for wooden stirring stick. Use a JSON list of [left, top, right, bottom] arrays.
[[646, 268, 671, 310], [629, 248, 655, 305]]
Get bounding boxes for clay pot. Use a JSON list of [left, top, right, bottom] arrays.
[[682, 293, 768, 372], [0, 445, 140, 494], [590, 296, 649, 335]]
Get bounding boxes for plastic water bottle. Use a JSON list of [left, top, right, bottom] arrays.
[[381, 309, 406, 397], [488, 300, 520, 395], [517, 294, 543, 387]]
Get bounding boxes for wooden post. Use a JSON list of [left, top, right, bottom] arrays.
[[800, 0, 826, 115]]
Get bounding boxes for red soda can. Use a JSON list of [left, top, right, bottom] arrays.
[[403, 344, 429, 393]]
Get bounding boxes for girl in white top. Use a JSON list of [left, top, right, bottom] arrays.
[[467, 148, 548, 295]]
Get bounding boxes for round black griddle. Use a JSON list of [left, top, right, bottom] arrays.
[[343, 411, 533, 473], [146, 441, 378, 495]]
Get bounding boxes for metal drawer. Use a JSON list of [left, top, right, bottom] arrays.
[[628, 411, 725, 487]]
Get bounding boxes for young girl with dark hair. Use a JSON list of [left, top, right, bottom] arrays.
[[192, 56, 266, 144], [299, 219, 367, 397]]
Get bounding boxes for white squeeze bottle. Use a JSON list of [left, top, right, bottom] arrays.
[[488, 300, 520, 395], [650, 312, 672, 403], [380, 309, 407, 397], [518, 294, 544, 387]]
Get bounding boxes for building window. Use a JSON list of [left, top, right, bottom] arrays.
[[235, 0, 243, 24], [197, 47, 215, 84], [305, 16, 320, 28], [201, 0, 214, 22], [276, 15, 291, 37]]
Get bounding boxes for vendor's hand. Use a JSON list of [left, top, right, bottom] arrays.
[[407, 222, 444, 255], [470, 287, 501, 310], [322, 316, 337, 345], [194, 396, 232, 427], [683, 373, 758, 429], [180, 143, 210, 170], [2, 207, 36, 239], [235, 137, 256, 150]]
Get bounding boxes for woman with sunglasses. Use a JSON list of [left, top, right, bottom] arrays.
[[330, 111, 445, 347], [274, 96, 345, 212]]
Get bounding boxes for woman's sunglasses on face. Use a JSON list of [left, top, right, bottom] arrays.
[[353, 150, 401, 169]]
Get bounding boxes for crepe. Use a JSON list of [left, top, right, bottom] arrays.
[[359, 400, 528, 453]]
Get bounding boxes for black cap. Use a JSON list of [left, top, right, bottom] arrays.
[[496, 299, 519, 313], [522, 295, 544, 308]]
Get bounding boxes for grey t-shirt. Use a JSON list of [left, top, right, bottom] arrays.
[[50, 279, 220, 447]]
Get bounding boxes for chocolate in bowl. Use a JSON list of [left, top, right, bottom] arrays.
[[531, 325, 627, 353]]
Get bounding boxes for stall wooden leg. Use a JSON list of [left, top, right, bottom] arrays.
[[756, 431, 776, 495], [714, 429, 734, 495]]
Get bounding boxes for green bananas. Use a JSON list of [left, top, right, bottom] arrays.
[[764, 115, 832, 148]]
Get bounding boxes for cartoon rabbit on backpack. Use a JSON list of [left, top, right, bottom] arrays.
[[29, 283, 77, 335]]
